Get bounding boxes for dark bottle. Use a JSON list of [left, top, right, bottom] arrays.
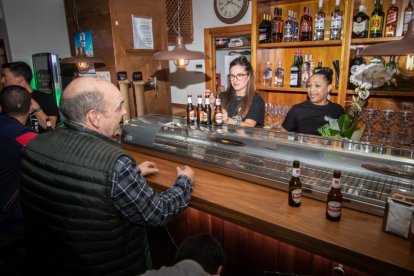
[[313, 0, 325, 41], [384, 0, 398, 37], [196, 94, 204, 125], [288, 160, 302, 207], [290, 51, 301, 88], [293, 12, 299, 42], [299, 6, 313, 41], [314, 61, 323, 74], [330, 0, 343, 40], [186, 94, 195, 125], [259, 14, 271, 43], [271, 7, 284, 43], [352, 5, 370, 38], [384, 56, 398, 90], [301, 54, 311, 88], [348, 47, 366, 89], [403, 0, 414, 36], [214, 98, 224, 126], [326, 170, 342, 222], [203, 95, 212, 125], [370, 0, 385, 38], [46, 117, 53, 131]]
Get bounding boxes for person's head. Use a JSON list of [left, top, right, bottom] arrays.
[[60, 77, 127, 137], [0, 85, 31, 117], [1, 61, 33, 88], [174, 233, 225, 275], [307, 67, 333, 106]]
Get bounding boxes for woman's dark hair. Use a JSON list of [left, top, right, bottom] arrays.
[[313, 67, 333, 85], [220, 55, 255, 118]]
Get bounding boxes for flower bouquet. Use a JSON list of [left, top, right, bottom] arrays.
[[318, 63, 392, 140]]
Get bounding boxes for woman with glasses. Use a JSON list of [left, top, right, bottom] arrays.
[[214, 55, 265, 127], [282, 67, 345, 135]]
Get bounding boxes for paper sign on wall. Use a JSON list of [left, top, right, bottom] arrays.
[[132, 15, 154, 49]]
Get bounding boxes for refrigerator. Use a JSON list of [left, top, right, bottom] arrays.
[[32, 53, 62, 106]]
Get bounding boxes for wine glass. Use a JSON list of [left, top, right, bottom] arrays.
[[265, 102, 273, 127], [397, 110, 413, 145], [378, 109, 396, 144], [361, 108, 379, 142]]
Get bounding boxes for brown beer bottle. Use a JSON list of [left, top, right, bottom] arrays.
[[203, 95, 212, 125], [326, 170, 342, 221], [214, 98, 223, 126], [196, 94, 204, 125], [46, 117, 53, 131], [186, 94, 195, 125], [288, 160, 302, 207]]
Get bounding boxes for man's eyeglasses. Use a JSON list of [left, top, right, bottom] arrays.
[[227, 73, 248, 81]]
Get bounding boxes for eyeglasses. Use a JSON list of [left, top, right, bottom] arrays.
[[227, 73, 248, 81]]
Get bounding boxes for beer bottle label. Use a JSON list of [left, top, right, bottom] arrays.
[[292, 168, 300, 177], [331, 178, 340, 188], [291, 189, 302, 204], [189, 110, 195, 121], [215, 112, 223, 124], [327, 201, 341, 217]]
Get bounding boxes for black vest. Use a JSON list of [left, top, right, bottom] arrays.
[[20, 123, 150, 276]]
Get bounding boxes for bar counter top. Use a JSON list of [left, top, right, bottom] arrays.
[[124, 146, 414, 275]]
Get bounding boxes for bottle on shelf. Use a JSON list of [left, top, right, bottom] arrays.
[[403, 0, 414, 36], [309, 54, 315, 77], [293, 12, 299, 42], [314, 0, 325, 41], [314, 61, 323, 74], [384, 0, 398, 37], [263, 61, 272, 87], [352, 5, 370, 38], [186, 94, 195, 125], [370, 55, 385, 65], [290, 51, 301, 88], [275, 60, 284, 87], [214, 98, 223, 126], [288, 160, 302, 207], [203, 95, 212, 126], [283, 10, 294, 42], [196, 94, 204, 125], [271, 7, 284, 43], [46, 117, 53, 131], [330, 0, 342, 40], [301, 54, 311, 88], [300, 6, 313, 41], [384, 56, 398, 90], [326, 170, 342, 222], [369, 0, 385, 38], [348, 47, 366, 89], [258, 14, 271, 43]]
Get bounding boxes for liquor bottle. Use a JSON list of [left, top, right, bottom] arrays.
[[186, 94, 195, 125], [370, 55, 385, 65], [300, 6, 313, 41], [293, 12, 299, 42], [258, 14, 270, 43], [314, 0, 325, 41], [283, 10, 294, 42], [301, 54, 311, 88], [314, 61, 323, 74], [271, 7, 284, 43], [370, 0, 385, 38], [385, 0, 398, 37], [384, 56, 398, 90], [352, 5, 370, 38], [46, 118, 53, 131], [275, 61, 284, 87], [403, 0, 414, 36], [348, 47, 366, 89], [214, 98, 224, 126], [203, 95, 212, 125], [290, 51, 301, 88], [196, 94, 204, 125], [308, 54, 315, 77], [326, 170, 342, 222], [330, 0, 342, 40], [263, 61, 272, 87], [288, 160, 302, 207]]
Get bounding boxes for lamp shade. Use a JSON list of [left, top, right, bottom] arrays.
[[360, 21, 414, 56], [152, 35, 209, 61]]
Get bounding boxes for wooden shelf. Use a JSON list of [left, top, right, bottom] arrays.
[[351, 36, 402, 46], [257, 40, 342, 49], [346, 89, 414, 97]]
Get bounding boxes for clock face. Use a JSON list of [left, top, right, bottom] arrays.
[[214, 0, 249, 24]]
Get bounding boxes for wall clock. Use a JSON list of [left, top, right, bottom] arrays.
[[214, 0, 249, 24]]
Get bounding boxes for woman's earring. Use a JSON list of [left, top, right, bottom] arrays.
[[327, 93, 331, 101]]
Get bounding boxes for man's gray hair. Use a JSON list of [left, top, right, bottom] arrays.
[[60, 89, 105, 123]]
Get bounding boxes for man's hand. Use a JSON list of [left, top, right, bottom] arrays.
[[139, 161, 159, 176], [176, 165, 194, 183]]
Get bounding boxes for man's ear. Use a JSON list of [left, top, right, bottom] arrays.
[[86, 109, 100, 128]]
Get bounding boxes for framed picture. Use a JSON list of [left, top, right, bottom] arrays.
[[74, 30, 93, 57], [132, 15, 154, 49]]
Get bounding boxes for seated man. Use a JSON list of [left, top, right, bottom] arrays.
[[19, 77, 195, 275], [0, 85, 37, 235]]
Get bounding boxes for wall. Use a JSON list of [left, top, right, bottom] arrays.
[[170, 0, 252, 104], [0, 0, 70, 66]]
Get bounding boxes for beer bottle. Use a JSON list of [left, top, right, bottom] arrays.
[[203, 95, 212, 125], [214, 98, 223, 126], [288, 160, 302, 207], [326, 170, 342, 222], [196, 94, 204, 125], [46, 117, 53, 131], [186, 94, 195, 125]]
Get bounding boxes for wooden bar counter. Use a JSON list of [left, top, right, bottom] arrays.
[[125, 146, 414, 275]]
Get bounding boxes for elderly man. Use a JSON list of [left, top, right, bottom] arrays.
[[20, 77, 194, 275]]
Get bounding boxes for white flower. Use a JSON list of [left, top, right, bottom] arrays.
[[358, 89, 370, 100], [324, 116, 340, 131]]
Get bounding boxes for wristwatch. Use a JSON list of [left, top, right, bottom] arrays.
[[33, 106, 42, 113], [234, 115, 242, 126]]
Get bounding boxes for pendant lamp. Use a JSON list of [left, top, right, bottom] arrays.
[[152, 0, 209, 68]]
